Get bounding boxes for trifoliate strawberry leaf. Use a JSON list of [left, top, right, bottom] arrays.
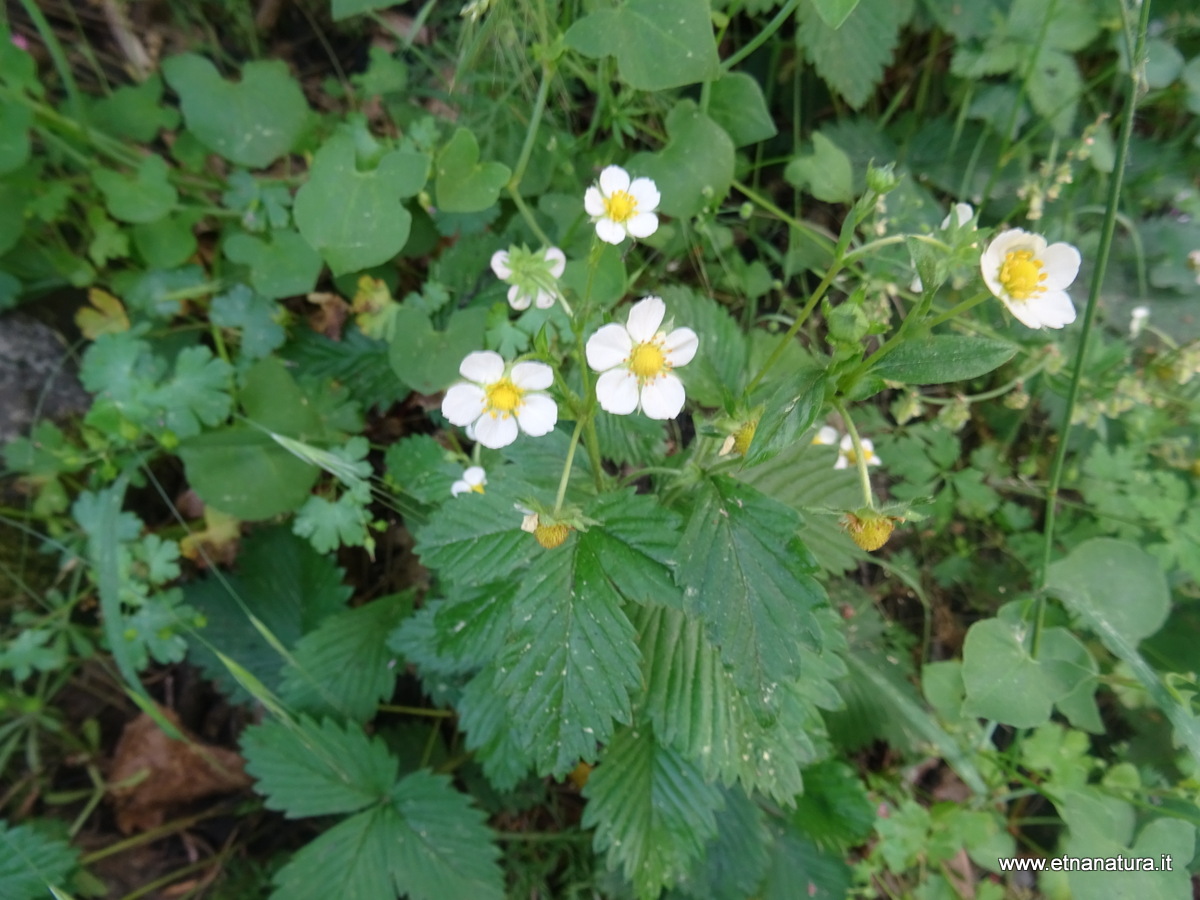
[[457, 666, 537, 791], [0, 819, 78, 900], [224, 228, 323, 300], [585, 490, 682, 608], [413, 483, 536, 588], [796, 0, 912, 109], [672, 786, 773, 900], [789, 759, 876, 849], [493, 527, 642, 776], [242, 716, 398, 818], [582, 725, 724, 900], [676, 475, 825, 716], [384, 434, 459, 505], [431, 581, 518, 670], [269, 770, 503, 900], [209, 285, 286, 360], [280, 593, 410, 721], [184, 526, 350, 703], [163, 54, 309, 168], [293, 132, 428, 275]]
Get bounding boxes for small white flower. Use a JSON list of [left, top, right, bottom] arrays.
[[834, 434, 882, 470], [451, 466, 487, 497], [811, 425, 840, 446], [981, 228, 1081, 329], [586, 296, 698, 420], [442, 351, 558, 449], [490, 246, 567, 311], [1129, 305, 1150, 339], [584, 166, 660, 245], [912, 203, 977, 292]]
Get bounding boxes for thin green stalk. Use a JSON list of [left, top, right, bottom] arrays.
[[507, 187, 553, 246], [1032, 0, 1150, 658], [834, 401, 873, 508], [510, 63, 555, 191], [18, 0, 84, 119], [732, 178, 836, 253], [554, 417, 586, 512], [720, 0, 801, 72], [923, 290, 990, 330]]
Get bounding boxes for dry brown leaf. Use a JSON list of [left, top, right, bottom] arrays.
[[108, 707, 251, 834], [306, 291, 350, 339]]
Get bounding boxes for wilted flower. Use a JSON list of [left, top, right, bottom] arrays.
[[586, 296, 698, 420], [981, 228, 1081, 329], [451, 466, 487, 496], [442, 351, 558, 449], [584, 166, 660, 244], [834, 433, 881, 470], [490, 245, 567, 311]]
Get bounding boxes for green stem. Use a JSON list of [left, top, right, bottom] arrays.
[[507, 187, 553, 247], [923, 290, 990, 330], [745, 257, 841, 395], [1033, 0, 1150, 658], [834, 400, 874, 509], [720, 0, 801, 72], [554, 417, 586, 512], [18, 0, 84, 119], [732, 178, 835, 253], [510, 63, 554, 191]]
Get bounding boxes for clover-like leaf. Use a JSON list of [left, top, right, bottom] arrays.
[[434, 128, 511, 214], [294, 132, 428, 275], [162, 54, 309, 168], [93, 156, 178, 224]]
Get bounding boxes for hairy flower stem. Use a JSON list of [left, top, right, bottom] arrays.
[[1032, 0, 1150, 658], [554, 417, 586, 513], [835, 401, 874, 509]]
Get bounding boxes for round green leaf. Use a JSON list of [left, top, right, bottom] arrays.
[[435, 128, 511, 214], [93, 156, 178, 224], [1047, 537, 1171, 644], [630, 100, 734, 219], [224, 228, 323, 299], [178, 426, 318, 520], [388, 307, 488, 395]]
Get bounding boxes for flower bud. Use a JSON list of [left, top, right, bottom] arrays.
[[866, 162, 900, 195]]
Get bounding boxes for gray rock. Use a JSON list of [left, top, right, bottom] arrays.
[[0, 314, 90, 445]]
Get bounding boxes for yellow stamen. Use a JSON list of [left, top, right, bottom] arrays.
[[998, 249, 1048, 302], [629, 341, 666, 379], [603, 190, 637, 224], [470, 483, 485, 494], [486, 378, 522, 416]]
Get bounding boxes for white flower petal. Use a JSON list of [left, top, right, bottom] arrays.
[[628, 177, 660, 212], [451, 479, 471, 496], [595, 218, 626, 244], [1002, 296, 1047, 329], [639, 374, 686, 420], [834, 455, 849, 470], [586, 323, 633, 372], [595, 368, 640, 415], [507, 284, 531, 310], [625, 211, 659, 238], [459, 350, 504, 384], [1041, 242, 1081, 291], [544, 247, 566, 277], [625, 296, 666, 343], [534, 289, 556, 309], [941, 202, 974, 229], [464, 466, 486, 487], [473, 413, 519, 449], [868, 451, 883, 466], [662, 327, 698, 368], [584, 186, 606, 217], [510, 361, 554, 391], [813, 425, 839, 445], [839, 433, 855, 451], [598, 165, 630, 196], [1033, 291, 1077, 329], [442, 383, 487, 426], [515, 393, 558, 436], [490, 250, 512, 280]]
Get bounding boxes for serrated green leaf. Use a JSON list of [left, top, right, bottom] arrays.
[[281, 593, 410, 721], [383, 434, 458, 504], [431, 581, 518, 670], [796, 0, 912, 109], [224, 229, 323, 300], [583, 726, 724, 900], [184, 527, 350, 702], [871, 335, 1018, 385], [284, 327, 408, 413], [760, 820, 853, 900], [93, 155, 178, 224], [706, 73, 778, 148], [149, 345, 233, 438], [457, 667, 536, 791], [657, 286, 748, 408], [811, 0, 861, 28], [671, 787, 772, 900], [242, 716, 397, 817], [415, 483, 536, 588], [0, 819, 78, 900], [270, 771, 503, 900], [294, 132, 428, 275], [789, 760, 875, 849], [744, 368, 827, 467], [592, 408, 666, 467], [435, 128, 511, 214], [564, 0, 719, 92], [293, 490, 371, 553], [631, 100, 733, 219], [163, 54, 309, 168], [493, 523, 643, 775], [677, 475, 824, 713], [388, 306, 488, 394]]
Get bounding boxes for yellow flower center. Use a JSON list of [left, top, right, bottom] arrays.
[[843, 447, 874, 465], [629, 341, 666, 379], [603, 190, 638, 224], [998, 249, 1048, 302], [486, 378, 523, 416], [470, 483, 485, 494]]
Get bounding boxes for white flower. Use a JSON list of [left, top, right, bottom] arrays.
[[451, 466, 487, 497], [811, 425, 839, 446], [1129, 305, 1150, 339], [981, 228, 1081, 329], [586, 296, 698, 420], [941, 202, 976, 231], [584, 166, 660, 245], [834, 434, 882, 470], [490, 246, 567, 311], [442, 351, 558, 449]]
